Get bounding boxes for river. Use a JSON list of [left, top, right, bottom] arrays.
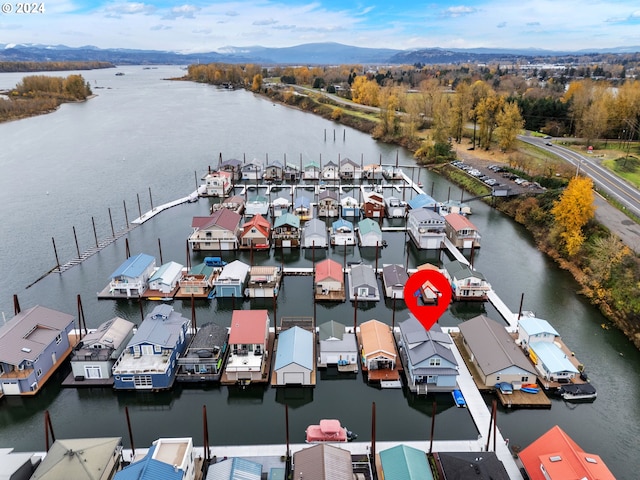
[[0, 66, 638, 478]]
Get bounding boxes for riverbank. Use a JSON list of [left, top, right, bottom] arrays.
[[258, 84, 640, 350]]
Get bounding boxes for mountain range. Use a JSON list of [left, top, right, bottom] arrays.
[[2, 42, 639, 66]]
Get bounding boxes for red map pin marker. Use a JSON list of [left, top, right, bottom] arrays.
[[403, 268, 452, 331]]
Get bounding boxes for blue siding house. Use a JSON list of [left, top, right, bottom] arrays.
[[0, 305, 74, 396], [273, 326, 314, 386], [112, 305, 189, 390], [397, 315, 458, 395]]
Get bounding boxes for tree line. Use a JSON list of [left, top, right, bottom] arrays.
[[0, 61, 114, 72], [0, 74, 92, 123]]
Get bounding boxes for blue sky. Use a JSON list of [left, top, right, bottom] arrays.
[[2, 0, 640, 52]]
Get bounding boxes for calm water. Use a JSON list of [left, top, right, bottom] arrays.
[[0, 67, 638, 478]]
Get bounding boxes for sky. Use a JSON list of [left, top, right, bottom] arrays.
[[1, 0, 640, 53]]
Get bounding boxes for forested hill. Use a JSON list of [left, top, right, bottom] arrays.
[[0, 61, 115, 72]]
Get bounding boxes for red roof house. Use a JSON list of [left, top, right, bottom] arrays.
[[444, 213, 481, 249], [315, 258, 345, 301], [224, 310, 271, 385], [519, 425, 615, 480], [240, 213, 271, 249], [189, 209, 242, 251]]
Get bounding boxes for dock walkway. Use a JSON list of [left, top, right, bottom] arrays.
[[132, 186, 205, 225], [487, 289, 519, 332]]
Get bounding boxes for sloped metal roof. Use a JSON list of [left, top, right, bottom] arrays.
[[379, 444, 434, 480], [110, 253, 155, 279], [274, 326, 314, 371]]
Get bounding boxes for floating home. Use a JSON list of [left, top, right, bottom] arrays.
[[70, 316, 135, 384], [189, 209, 242, 251], [114, 437, 196, 480], [271, 196, 290, 217], [340, 195, 361, 218], [245, 195, 269, 216], [362, 191, 385, 218], [381, 264, 409, 299], [518, 316, 580, 384], [363, 163, 383, 180], [358, 319, 400, 387], [201, 170, 232, 197], [240, 214, 271, 249], [314, 258, 345, 301], [330, 218, 356, 246], [317, 190, 339, 217], [321, 160, 339, 180], [317, 320, 357, 371], [217, 195, 245, 215], [292, 444, 353, 480], [177, 262, 217, 297], [245, 265, 282, 298], [107, 253, 156, 298], [444, 260, 491, 301], [519, 425, 616, 480], [112, 305, 189, 391], [147, 261, 184, 297], [272, 213, 301, 248], [407, 193, 441, 212], [303, 161, 321, 180], [385, 196, 406, 218], [445, 213, 481, 249], [223, 310, 271, 385], [31, 437, 123, 480], [357, 218, 383, 247], [0, 306, 75, 396], [347, 264, 380, 301], [397, 315, 458, 395], [273, 326, 315, 386], [219, 158, 243, 181], [302, 218, 328, 249], [213, 260, 250, 298], [176, 322, 228, 383], [293, 196, 312, 220], [458, 314, 537, 389], [407, 208, 446, 250], [441, 199, 472, 216], [379, 444, 433, 480], [241, 160, 263, 181], [206, 457, 263, 480], [263, 161, 284, 182], [339, 157, 362, 180], [433, 452, 510, 480]]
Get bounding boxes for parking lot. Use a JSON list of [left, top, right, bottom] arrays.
[[449, 160, 545, 195]]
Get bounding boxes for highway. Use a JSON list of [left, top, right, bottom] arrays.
[[519, 135, 640, 219]]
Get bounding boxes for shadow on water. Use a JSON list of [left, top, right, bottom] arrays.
[[227, 385, 267, 405], [275, 386, 314, 409]]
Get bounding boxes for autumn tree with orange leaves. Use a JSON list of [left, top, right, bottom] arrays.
[[551, 176, 596, 256]]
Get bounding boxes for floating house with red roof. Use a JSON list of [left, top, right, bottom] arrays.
[[519, 425, 615, 480], [445, 213, 481, 249], [189, 209, 242, 251], [223, 310, 271, 385], [314, 258, 345, 301], [240, 213, 271, 249]]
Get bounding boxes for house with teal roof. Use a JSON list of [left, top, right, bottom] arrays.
[[379, 444, 434, 480], [109, 253, 156, 298], [357, 218, 383, 247], [273, 213, 301, 248], [273, 326, 314, 386]]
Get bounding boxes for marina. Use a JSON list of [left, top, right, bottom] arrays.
[[0, 66, 636, 479]]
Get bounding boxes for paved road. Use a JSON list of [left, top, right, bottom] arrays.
[[519, 135, 640, 253]]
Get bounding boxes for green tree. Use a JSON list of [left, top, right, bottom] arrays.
[[551, 176, 596, 256]]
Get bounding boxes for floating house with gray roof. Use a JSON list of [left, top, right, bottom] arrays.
[[292, 444, 353, 480], [317, 320, 357, 371], [444, 260, 490, 301], [458, 314, 537, 388], [176, 323, 228, 383], [382, 264, 409, 299], [302, 218, 328, 248], [407, 208, 446, 250], [347, 263, 380, 301], [213, 260, 250, 298], [0, 305, 74, 396], [112, 305, 189, 390], [397, 315, 458, 394], [108, 253, 156, 298]]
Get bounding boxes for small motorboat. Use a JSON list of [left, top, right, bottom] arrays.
[[495, 382, 513, 394], [452, 389, 467, 407], [305, 419, 357, 443]]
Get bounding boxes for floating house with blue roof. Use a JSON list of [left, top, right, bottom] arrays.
[[273, 326, 314, 386], [108, 253, 156, 298], [112, 305, 189, 390], [205, 457, 262, 480], [293, 196, 312, 220], [330, 218, 356, 246], [407, 193, 440, 212], [114, 437, 195, 480], [397, 315, 458, 395], [273, 213, 301, 248], [148, 261, 184, 295], [379, 444, 434, 480]]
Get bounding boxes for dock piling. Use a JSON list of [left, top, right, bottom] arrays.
[[51, 237, 60, 271], [108, 208, 115, 237], [73, 226, 81, 258]]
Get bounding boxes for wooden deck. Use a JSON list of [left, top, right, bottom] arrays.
[[314, 288, 346, 302], [220, 332, 275, 386]]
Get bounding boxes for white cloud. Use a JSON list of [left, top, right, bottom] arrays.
[[104, 2, 155, 18], [163, 4, 200, 20], [253, 18, 278, 26], [443, 6, 477, 18]]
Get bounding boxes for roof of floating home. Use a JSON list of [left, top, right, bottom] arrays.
[[349, 264, 377, 288], [360, 319, 395, 358], [293, 443, 353, 480], [529, 341, 579, 374], [407, 194, 438, 210], [0, 306, 75, 365], [445, 212, 478, 231], [315, 259, 344, 283], [318, 190, 338, 201], [435, 451, 509, 480], [272, 197, 291, 206], [519, 316, 560, 337], [274, 326, 314, 371], [110, 253, 155, 279], [519, 425, 616, 480], [243, 214, 271, 237], [332, 218, 353, 231], [379, 444, 434, 480], [340, 196, 359, 206], [188, 262, 214, 276], [408, 208, 444, 222], [206, 457, 263, 480], [446, 260, 486, 281], [340, 157, 359, 167], [318, 320, 346, 341], [191, 208, 242, 231], [149, 261, 184, 283], [220, 158, 242, 168], [80, 316, 134, 350], [304, 218, 327, 236], [382, 264, 409, 286], [458, 314, 537, 376], [31, 437, 122, 480], [294, 196, 311, 209], [217, 260, 250, 282], [399, 315, 456, 367], [274, 212, 300, 229], [129, 305, 188, 348], [229, 310, 269, 345], [305, 161, 320, 169], [223, 195, 245, 205], [358, 218, 382, 236]]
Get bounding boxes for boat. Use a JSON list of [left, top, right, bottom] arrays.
[[520, 387, 540, 394], [207, 289, 216, 300], [452, 389, 467, 407], [558, 383, 597, 402], [305, 419, 357, 443], [495, 382, 513, 394]]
